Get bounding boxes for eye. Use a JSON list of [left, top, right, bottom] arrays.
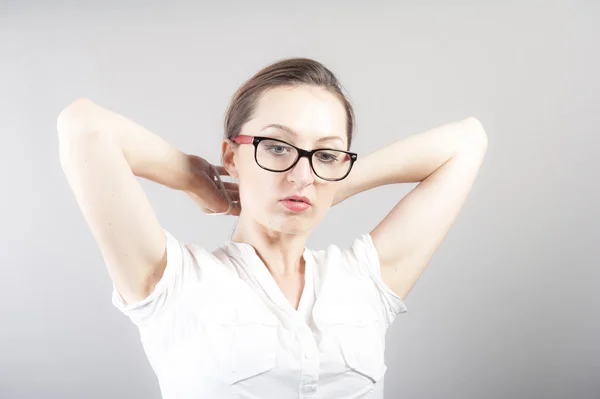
[[315, 151, 339, 163], [265, 144, 292, 154]]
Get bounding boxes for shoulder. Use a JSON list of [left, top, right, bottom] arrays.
[[308, 234, 376, 278], [111, 231, 244, 326], [165, 231, 246, 267], [309, 234, 408, 327]]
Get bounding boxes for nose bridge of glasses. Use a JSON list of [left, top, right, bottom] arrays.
[[281, 150, 313, 181], [292, 151, 313, 172], [296, 147, 315, 160]]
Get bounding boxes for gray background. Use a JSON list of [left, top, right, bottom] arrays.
[[1, 1, 598, 398]]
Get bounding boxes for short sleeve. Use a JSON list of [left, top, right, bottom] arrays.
[[111, 228, 195, 326], [348, 233, 408, 328]]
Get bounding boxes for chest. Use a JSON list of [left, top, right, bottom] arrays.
[[140, 266, 386, 396], [271, 272, 305, 311]]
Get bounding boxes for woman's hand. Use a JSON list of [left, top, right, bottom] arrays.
[[183, 155, 241, 216]]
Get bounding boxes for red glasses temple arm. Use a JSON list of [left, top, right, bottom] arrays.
[[232, 135, 253, 144]]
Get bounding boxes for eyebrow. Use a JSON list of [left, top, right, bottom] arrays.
[[261, 124, 344, 144]]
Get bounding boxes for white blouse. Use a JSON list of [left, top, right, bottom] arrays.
[[112, 229, 407, 399]]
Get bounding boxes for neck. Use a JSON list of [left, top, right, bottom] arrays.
[[231, 216, 309, 277]]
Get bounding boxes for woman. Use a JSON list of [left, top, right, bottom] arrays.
[[57, 58, 488, 399]]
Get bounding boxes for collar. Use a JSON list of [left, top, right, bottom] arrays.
[[223, 240, 314, 315]]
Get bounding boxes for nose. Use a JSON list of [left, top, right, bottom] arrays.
[[287, 155, 314, 186]]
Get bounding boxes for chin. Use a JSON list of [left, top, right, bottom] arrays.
[[269, 215, 310, 233], [264, 212, 316, 235]]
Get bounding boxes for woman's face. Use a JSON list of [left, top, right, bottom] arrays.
[[224, 85, 348, 235]]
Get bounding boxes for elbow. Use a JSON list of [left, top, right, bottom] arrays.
[[56, 98, 95, 138], [461, 117, 488, 151]]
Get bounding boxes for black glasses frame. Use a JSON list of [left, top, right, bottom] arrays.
[[238, 135, 358, 182]]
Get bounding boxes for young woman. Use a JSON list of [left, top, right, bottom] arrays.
[[57, 58, 488, 399]]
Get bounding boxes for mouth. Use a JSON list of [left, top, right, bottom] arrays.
[[281, 196, 311, 205], [280, 196, 312, 212]]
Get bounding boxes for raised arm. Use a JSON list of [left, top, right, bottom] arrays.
[[335, 117, 488, 300], [57, 98, 229, 305]]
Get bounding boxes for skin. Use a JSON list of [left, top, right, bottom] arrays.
[[57, 87, 487, 309], [221, 85, 349, 309], [222, 85, 489, 309]]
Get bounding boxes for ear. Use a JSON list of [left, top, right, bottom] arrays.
[[221, 139, 239, 178]]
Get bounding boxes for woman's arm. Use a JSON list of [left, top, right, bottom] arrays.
[[335, 117, 488, 300], [57, 98, 229, 305]]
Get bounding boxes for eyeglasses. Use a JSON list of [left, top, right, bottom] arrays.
[[232, 135, 358, 181]]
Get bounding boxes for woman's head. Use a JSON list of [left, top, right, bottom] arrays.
[[222, 58, 356, 236]]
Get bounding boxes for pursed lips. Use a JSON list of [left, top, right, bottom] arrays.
[[281, 195, 311, 205]]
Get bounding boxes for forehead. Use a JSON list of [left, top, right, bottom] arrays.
[[247, 85, 347, 145]]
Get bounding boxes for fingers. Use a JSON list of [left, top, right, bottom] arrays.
[[198, 173, 230, 211], [227, 201, 241, 216], [188, 164, 240, 216], [208, 167, 239, 201], [208, 166, 237, 189], [208, 199, 241, 216], [212, 191, 240, 214], [225, 189, 239, 202], [212, 165, 229, 176], [206, 175, 240, 215]]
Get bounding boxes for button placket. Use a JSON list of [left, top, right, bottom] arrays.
[[298, 327, 319, 398]]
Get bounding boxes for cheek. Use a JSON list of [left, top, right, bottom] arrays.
[[237, 154, 269, 194], [239, 171, 280, 207], [318, 184, 337, 203]]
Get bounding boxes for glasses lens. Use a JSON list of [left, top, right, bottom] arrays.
[[256, 139, 298, 171], [312, 150, 352, 180]]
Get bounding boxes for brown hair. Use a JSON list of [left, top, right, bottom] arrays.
[[223, 57, 355, 150]]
